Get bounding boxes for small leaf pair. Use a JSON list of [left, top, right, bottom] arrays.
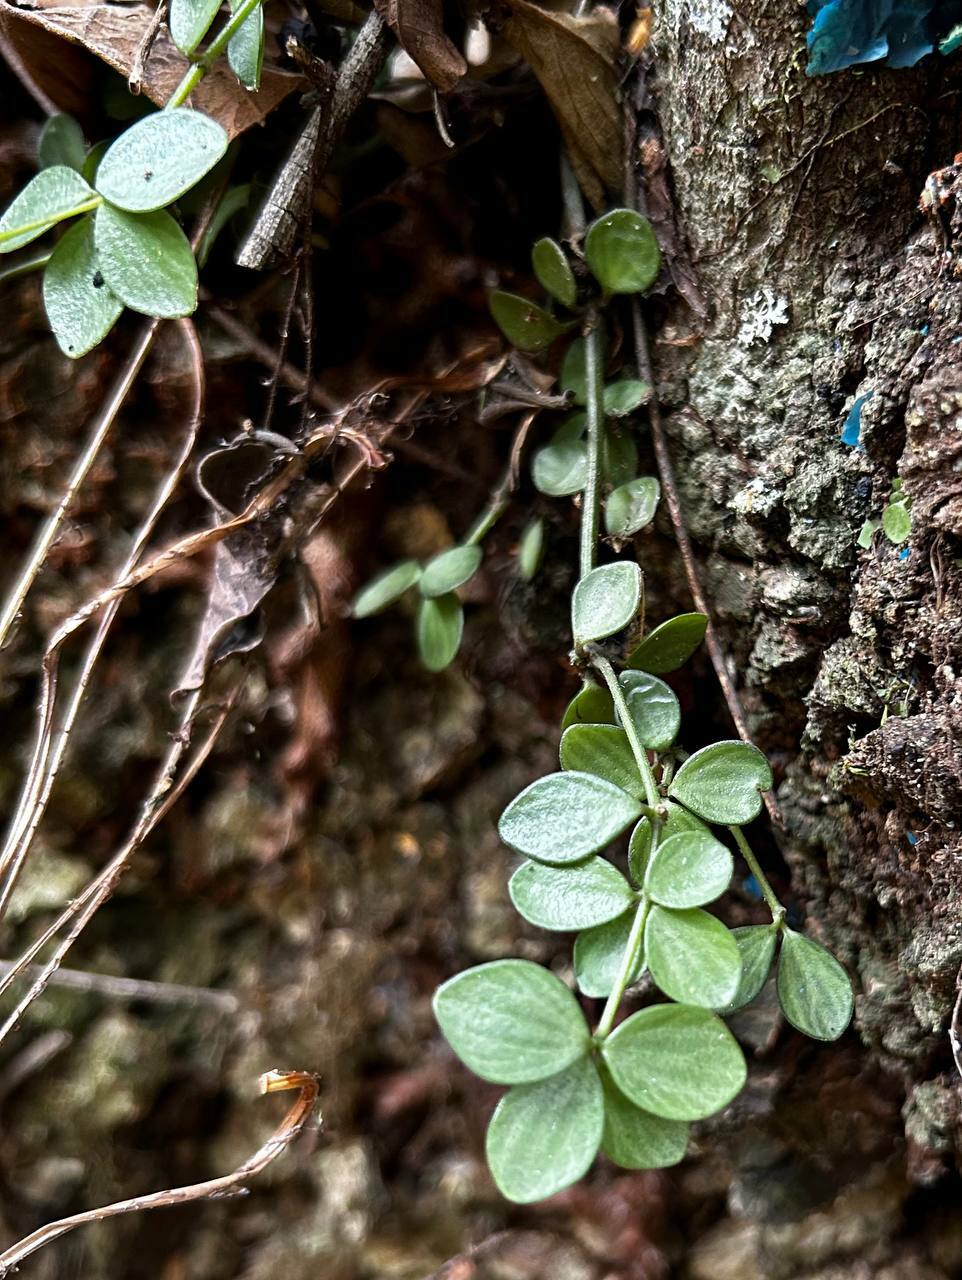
[[170, 0, 264, 89]]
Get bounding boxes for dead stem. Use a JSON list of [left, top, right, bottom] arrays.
[[0, 1070, 319, 1277], [0, 962, 239, 1013]]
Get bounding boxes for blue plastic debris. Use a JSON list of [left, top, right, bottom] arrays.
[[806, 0, 934, 73], [899, 547, 911, 560], [743, 875, 763, 902], [841, 391, 873, 447], [920, 324, 930, 335], [907, 831, 918, 845]]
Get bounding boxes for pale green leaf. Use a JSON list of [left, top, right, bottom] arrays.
[[486, 1057, 602, 1203], [645, 906, 742, 1008], [571, 561, 643, 644], [0, 167, 97, 253], [560, 723, 646, 801], [602, 1003, 747, 1120], [490, 290, 570, 351], [532, 418, 587, 496], [881, 500, 911, 545], [602, 425, 639, 488], [603, 379, 649, 416], [777, 928, 853, 1041], [95, 109, 228, 213], [617, 670, 680, 752], [169, 0, 223, 53], [38, 115, 86, 172], [531, 236, 576, 307], [668, 740, 773, 825], [605, 477, 660, 538], [509, 857, 635, 930], [42, 218, 123, 358], [433, 959, 589, 1083], [645, 830, 734, 908], [499, 771, 641, 866], [585, 208, 661, 294], [352, 560, 421, 617], [560, 337, 587, 404], [561, 681, 614, 731], [419, 545, 482, 597], [721, 925, 778, 1013], [415, 593, 463, 671], [628, 802, 708, 885], [228, 0, 264, 89], [574, 910, 643, 998], [600, 1070, 689, 1169], [518, 517, 544, 580], [94, 203, 197, 318], [627, 613, 708, 674]]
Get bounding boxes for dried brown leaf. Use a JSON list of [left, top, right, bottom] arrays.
[[374, 0, 465, 92], [501, 0, 621, 209], [0, 0, 303, 137]]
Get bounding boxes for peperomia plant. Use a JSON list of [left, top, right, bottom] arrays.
[[429, 208, 855, 1204], [0, 0, 264, 357]]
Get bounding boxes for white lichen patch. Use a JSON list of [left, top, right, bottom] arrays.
[[686, 0, 733, 43], [737, 286, 791, 346]]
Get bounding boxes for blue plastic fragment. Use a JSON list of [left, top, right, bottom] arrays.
[[920, 324, 930, 335], [806, 0, 935, 73], [899, 547, 911, 560], [743, 875, 763, 902], [841, 391, 873, 447], [907, 831, 918, 845]]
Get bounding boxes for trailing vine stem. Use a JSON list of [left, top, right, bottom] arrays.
[[167, 0, 266, 108], [729, 824, 785, 925], [588, 650, 659, 810], [595, 894, 650, 1040], [579, 315, 605, 581]]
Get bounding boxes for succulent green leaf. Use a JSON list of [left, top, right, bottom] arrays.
[[490, 290, 570, 351], [486, 1056, 603, 1203], [605, 477, 660, 538], [721, 925, 778, 1013], [603, 379, 649, 416], [627, 613, 708, 674], [645, 906, 742, 1009], [38, 115, 87, 172], [94, 203, 197, 317], [776, 928, 853, 1041], [617, 670, 680, 752], [600, 1070, 689, 1170], [561, 681, 615, 730], [668, 740, 773, 825], [82, 140, 110, 186], [42, 218, 123, 358], [881, 500, 911, 544], [433, 959, 589, 1083], [645, 830, 734, 909], [628, 802, 708, 884], [602, 1003, 747, 1120], [94, 109, 228, 213], [560, 337, 588, 404], [509, 857, 635, 931], [499, 771, 641, 866], [518, 516, 544, 580], [585, 208, 661, 294], [0, 167, 98, 253], [602, 425, 639, 488], [228, 0, 264, 89], [574, 911, 643, 998], [571, 561, 643, 644], [352, 560, 421, 617], [532, 417, 587, 496], [531, 236, 576, 307], [415, 593, 463, 671], [560, 723, 646, 801], [169, 0, 224, 55], [419, 545, 482, 598]]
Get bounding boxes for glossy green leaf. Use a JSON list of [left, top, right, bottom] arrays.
[[169, 0, 223, 55], [602, 1003, 747, 1120], [419, 545, 482, 597], [94, 203, 197, 318], [352, 560, 421, 617], [434, 959, 589, 1083], [0, 167, 98, 253], [560, 337, 587, 404], [606, 477, 660, 539], [668, 740, 773, 825], [228, 0, 264, 89], [560, 723, 645, 801], [561, 681, 614, 731], [882, 500, 911, 544], [518, 517, 544, 580], [490, 290, 569, 352], [585, 208, 661, 294], [627, 613, 708, 674], [38, 115, 86, 172], [42, 218, 123, 358], [510, 857, 635, 931], [617, 670, 680, 752], [571, 561, 642, 644], [95, 109, 228, 213], [602, 425, 639, 488], [777, 928, 853, 1041], [628, 802, 708, 885], [574, 911, 643, 998], [415, 593, 463, 671], [499, 771, 641, 866], [721, 925, 778, 1013], [532, 417, 587, 496], [645, 906, 742, 1008], [531, 236, 576, 307], [196, 182, 251, 267], [600, 1070, 689, 1170], [486, 1056, 603, 1203], [645, 830, 734, 908], [603, 379, 649, 416], [82, 140, 109, 187]]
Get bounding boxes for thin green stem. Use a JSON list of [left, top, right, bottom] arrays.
[[167, 0, 264, 108], [595, 894, 650, 1040], [465, 495, 508, 546], [729, 825, 785, 924], [0, 198, 102, 247], [0, 249, 52, 284], [579, 314, 604, 582], [589, 651, 659, 810]]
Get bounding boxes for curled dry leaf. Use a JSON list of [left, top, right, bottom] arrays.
[[0, 0, 303, 138], [500, 0, 622, 209], [374, 0, 466, 91]]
